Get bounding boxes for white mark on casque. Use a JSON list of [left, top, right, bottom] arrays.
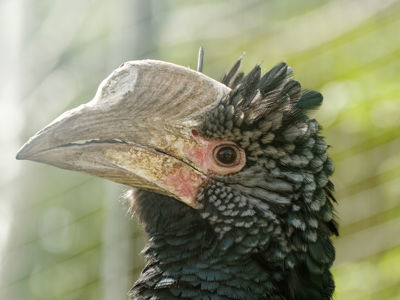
[[91, 64, 138, 108]]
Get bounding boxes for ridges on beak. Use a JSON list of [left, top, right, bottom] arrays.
[[16, 60, 230, 208]]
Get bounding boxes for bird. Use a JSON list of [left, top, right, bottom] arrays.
[[17, 52, 338, 300]]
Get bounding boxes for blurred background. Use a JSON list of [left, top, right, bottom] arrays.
[[1, 0, 400, 299]]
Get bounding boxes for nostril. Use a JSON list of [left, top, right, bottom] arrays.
[[192, 129, 199, 137]]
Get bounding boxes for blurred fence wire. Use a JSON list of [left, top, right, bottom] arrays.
[[1, 0, 400, 299]]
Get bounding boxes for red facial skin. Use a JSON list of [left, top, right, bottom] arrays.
[[160, 129, 246, 207], [186, 129, 246, 175], [162, 168, 205, 201]]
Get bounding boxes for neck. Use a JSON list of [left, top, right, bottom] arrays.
[[128, 190, 285, 299]]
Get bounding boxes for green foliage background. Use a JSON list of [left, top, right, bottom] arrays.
[[1, 0, 399, 299]]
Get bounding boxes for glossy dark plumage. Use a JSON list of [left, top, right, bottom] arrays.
[[128, 60, 338, 300]]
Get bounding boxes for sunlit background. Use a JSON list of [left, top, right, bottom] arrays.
[[1, 0, 400, 299]]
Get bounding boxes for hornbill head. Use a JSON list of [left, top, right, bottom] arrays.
[[17, 58, 337, 299]]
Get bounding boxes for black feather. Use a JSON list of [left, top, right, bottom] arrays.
[[221, 56, 242, 86], [296, 90, 323, 110], [282, 79, 302, 102], [241, 65, 261, 101], [231, 72, 245, 89], [327, 220, 339, 236], [259, 62, 288, 95]]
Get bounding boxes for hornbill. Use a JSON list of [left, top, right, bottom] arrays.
[[17, 54, 338, 299]]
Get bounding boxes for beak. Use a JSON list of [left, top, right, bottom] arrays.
[[16, 60, 230, 208]]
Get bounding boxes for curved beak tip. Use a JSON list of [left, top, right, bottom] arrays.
[[16, 136, 39, 161], [16, 144, 29, 160]]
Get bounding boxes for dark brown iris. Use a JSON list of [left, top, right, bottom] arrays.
[[215, 146, 237, 165]]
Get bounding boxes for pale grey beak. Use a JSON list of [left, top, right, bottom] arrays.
[[16, 60, 230, 207]]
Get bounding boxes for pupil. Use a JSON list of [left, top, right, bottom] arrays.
[[217, 147, 237, 164]]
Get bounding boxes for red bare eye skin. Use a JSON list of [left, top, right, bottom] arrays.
[[184, 131, 246, 176]]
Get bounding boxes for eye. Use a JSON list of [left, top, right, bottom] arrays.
[[188, 131, 246, 174], [213, 144, 241, 167]]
